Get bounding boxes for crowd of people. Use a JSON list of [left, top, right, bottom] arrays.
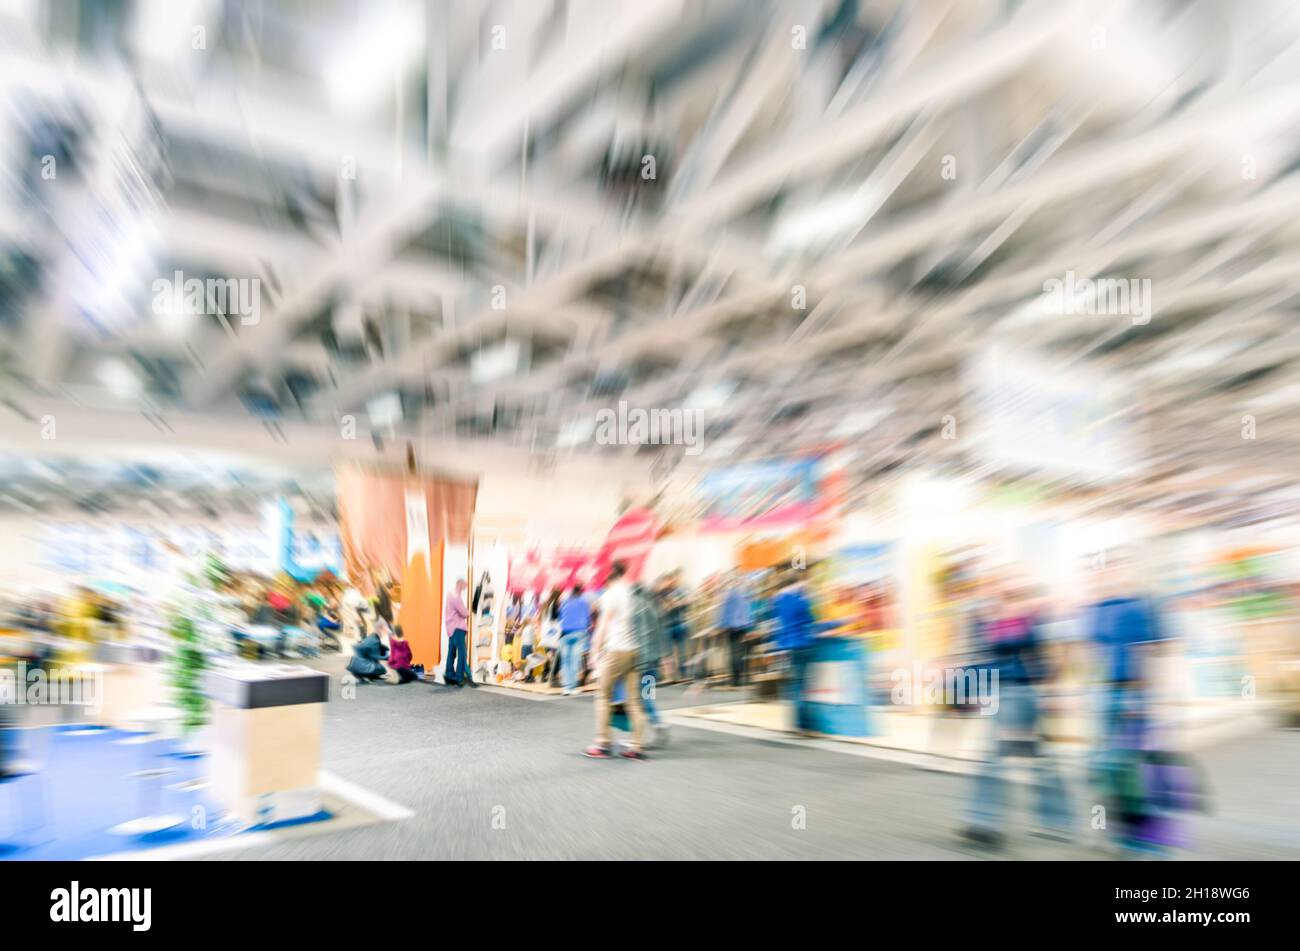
[[929, 547, 1272, 854], [187, 564, 428, 687], [8, 541, 1286, 856], [207, 568, 403, 665], [477, 562, 843, 757], [0, 564, 377, 666], [488, 549, 1291, 856]]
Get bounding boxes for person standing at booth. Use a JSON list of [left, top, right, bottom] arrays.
[[960, 572, 1071, 849], [371, 568, 395, 628], [444, 578, 475, 688], [658, 572, 692, 681], [773, 572, 818, 733], [558, 584, 592, 696], [719, 572, 754, 688]]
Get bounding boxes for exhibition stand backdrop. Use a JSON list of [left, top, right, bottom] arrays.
[[335, 462, 477, 669]]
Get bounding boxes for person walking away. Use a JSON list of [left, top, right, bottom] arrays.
[[719, 572, 754, 688], [584, 562, 648, 759], [443, 578, 475, 687], [558, 584, 592, 695], [960, 575, 1072, 848], [659, 572, 692, 681], [773, 573, 818, 733], [1086, 552, 1168, 854], [632, 578, 671, 747]]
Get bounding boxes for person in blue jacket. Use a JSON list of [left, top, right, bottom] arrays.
[[1087, 554, 1164, 749], [773, 572, 818, 732], [347, 631, 389, 682], [1085, 551, 1169, 853], [717, 573, 754, 687], [558, 584, 593, 695]]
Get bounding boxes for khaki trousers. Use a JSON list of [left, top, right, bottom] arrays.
[[593, 649, 648, 752]]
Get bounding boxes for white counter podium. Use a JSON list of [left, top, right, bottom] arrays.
[[204, 663, 331, 825]]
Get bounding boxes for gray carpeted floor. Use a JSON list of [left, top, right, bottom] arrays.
[[204, 660, 1300, 860]]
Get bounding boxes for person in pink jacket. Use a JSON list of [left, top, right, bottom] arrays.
[[444, 579, 475, 687], [388, 625, 422, 684]]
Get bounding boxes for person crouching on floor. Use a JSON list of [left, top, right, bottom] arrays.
[[387, 625, 424, 683], [347, 629, 389, 682]]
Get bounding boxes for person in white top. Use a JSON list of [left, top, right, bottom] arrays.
[[584, 562, 648, 758]]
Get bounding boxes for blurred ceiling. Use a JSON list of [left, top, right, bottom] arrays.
[[0, 447, 336, 518], [1, 0, 1300, 521]]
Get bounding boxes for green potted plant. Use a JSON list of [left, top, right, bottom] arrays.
[[169, 614, 209, 749]]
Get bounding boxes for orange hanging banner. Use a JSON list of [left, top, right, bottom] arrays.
[[334, 462, 477, 669], [400, 485, 443, 668]]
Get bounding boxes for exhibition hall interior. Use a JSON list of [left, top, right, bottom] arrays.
[[1, 0, 1299, 862]]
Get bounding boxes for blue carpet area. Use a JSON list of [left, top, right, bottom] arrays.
[[0, 725, 324, 860]]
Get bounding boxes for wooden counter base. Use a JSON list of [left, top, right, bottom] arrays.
[[207, 700, 324, 824]]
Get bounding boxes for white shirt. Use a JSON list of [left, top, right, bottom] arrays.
[[597, 580, 636, 653]]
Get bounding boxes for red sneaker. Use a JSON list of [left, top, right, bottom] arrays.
[[582, 745, 611, 759], [620, 749, 647, 760]]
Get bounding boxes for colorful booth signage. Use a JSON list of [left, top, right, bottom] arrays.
[[697, 457, 827, 531], [507, 508, 659, 594]]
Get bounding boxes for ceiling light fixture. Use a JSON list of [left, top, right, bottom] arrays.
[[97, 359, 143, 398], [325, 2, 425, 113], [471, 339, 525, 384], [556, 417, 595, 448], [367, 392, 404, 428], [686, 381, 736, 411], [768, 183, 884, 255]]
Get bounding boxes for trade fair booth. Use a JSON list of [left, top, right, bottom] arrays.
[[471, 506, 660, 691], [1, 404, 1293, 857], [0, 443, 659, 856], [334, 459, 479, 674]]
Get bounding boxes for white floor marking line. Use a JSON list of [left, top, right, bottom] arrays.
[[89, 827, 292, 861], [87, 770, 414, 860], [317, 769, 415, 820], [477, 684, 566, 701]]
